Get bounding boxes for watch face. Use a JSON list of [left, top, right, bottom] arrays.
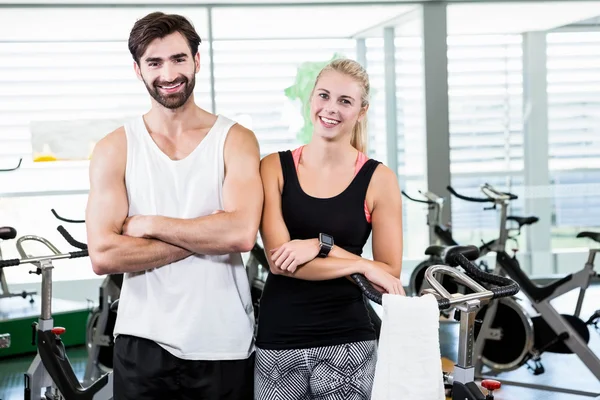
[[321, 234, 333, 246]]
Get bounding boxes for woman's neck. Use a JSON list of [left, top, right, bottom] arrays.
[[301, 140, 358, 169]]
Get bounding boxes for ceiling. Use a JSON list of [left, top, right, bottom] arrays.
[[357, 1, 600, 36], [1, 1, 600, 42]]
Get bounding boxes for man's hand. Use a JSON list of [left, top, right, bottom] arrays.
[[270, 239, 320, 273], [122, 215, 153, 238]]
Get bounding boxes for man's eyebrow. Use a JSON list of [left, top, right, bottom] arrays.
[[144, 53, 188, 63]]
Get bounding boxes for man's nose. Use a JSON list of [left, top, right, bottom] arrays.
[[161, 63, 179, 83]]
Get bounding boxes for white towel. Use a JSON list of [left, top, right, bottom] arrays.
[[371, 293, 446, 400]]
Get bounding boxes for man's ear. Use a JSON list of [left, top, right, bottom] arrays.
[[194, 52, 200, 74], [133, 61, 143, 82]]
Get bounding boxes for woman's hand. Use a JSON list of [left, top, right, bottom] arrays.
[[270, 239, 320, 273], [363, 264, 405, 295]]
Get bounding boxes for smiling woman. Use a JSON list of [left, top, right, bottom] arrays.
[[255, 58, 404, 400]]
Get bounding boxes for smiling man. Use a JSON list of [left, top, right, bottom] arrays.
[[84, 11, 263, 400]]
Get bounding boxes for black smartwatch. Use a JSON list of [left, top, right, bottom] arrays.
[[317, 233, 334, 258]]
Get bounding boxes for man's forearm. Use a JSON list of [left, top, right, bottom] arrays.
[[90, 234, 192, 275], [147, 212, 256, 255]]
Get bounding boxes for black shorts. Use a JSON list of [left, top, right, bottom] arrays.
[[113, 334, 254, 400]]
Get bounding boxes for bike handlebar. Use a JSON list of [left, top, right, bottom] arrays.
[[401, 190, 434, 205], [51, 209, 85, 224], [448, 183, 518, 204], [0, 226, 88, 268], [57, 226, 88, 250], [352, 247, 519, 311], [0, 158, 22, 172], [444, 252, 520, 299], [447, 186, 492, 203]]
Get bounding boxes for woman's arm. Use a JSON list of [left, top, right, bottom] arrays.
[[259, 153, 368, 281], [324, 164, 403, 278], [270, 164, 403, 279], [259, 155, 403, 294], [367, 164, 404, 279]]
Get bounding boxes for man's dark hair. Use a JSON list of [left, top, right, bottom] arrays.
[[128, 12, 202, 64]]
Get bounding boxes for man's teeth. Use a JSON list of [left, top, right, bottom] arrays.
[[321, 117, 339, 125], [161, 83, 182, 89]]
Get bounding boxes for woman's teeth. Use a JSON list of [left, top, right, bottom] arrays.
[[320, 117, 339, 125]]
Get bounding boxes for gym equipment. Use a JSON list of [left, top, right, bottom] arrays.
[[403, 189, 499, 297], [245, 242, 270, 334], [50, 209, 123, 386], [0, 332, 10, 348], [0, 226, 37, 303], [352, 244, 520, 399], [402, 190, 455, 247], [0, 224, 114, 400], [450, 183, 600, 397], [0, 157, 22, 172]]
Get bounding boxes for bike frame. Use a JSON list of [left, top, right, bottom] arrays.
[[471, 185, 600, 397]]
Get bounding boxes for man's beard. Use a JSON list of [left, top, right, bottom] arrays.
[[144, 74, 196, 110]]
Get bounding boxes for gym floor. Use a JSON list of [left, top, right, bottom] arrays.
[[0, 285, 598, 400]]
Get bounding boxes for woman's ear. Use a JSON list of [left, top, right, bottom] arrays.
[[358, 104, 369, 122]]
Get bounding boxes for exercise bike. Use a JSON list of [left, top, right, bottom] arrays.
[[451, 183, 600, 397], [402, 189, 496, 298], [49, 209, 123, 386], [0, 225, 37, 303], [352, 244, 520, 399], [0, 224, 114, 400]]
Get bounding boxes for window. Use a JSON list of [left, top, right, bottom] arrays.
[[364, 34, 427, 261], [212, 38, 356, 157], [448, 34, 525, 246], [0, 7, 210, 284], [547, 31, 600, 250]]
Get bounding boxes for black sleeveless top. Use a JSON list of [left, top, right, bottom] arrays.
[[255, 150, 381, 350]]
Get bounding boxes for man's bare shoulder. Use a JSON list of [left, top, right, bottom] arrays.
[[223, 122, 260, 162], [226, 122, 259, 146], [92, 126, 126, 160], [89, 126, 128, 179]]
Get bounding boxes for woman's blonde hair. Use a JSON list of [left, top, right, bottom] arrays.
[[313, 58, 370, 153]]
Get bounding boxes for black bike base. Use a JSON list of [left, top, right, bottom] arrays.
[[453, 381, 487, 400]]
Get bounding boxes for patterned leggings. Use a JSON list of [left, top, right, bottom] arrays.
[[255, 340, 378, 400]]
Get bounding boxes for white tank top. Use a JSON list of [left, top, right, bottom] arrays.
[[112, 114, 255, 361]]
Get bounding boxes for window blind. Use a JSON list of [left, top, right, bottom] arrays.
[[547, 31, 600, 229], [211, 38, 357, 158], [448, 34, 524, 233]]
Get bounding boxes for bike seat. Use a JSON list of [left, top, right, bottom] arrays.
[[0, 226, 16, 241], [577, 231, 600, 244], [110, 299, 119, 313], [425, 245, 480, 263], [507, 215, 539, 227]]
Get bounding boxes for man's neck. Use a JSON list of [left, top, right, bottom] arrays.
[[144, 99, 203, 137]]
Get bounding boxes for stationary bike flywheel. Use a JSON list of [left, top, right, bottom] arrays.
[[474, 297, 535, 372]]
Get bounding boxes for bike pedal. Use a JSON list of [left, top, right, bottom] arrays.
[[586, 310, 600, 326], [526, 360, 545, 375]]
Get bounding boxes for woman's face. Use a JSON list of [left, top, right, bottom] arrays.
[[310, 70, 365, 143]]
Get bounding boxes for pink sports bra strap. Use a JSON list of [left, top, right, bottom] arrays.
[[291, 146, 372, 223]]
